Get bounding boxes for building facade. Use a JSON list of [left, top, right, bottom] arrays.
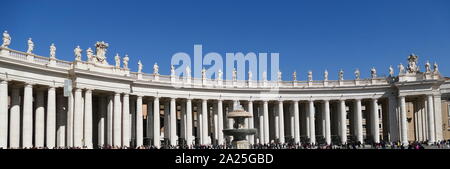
[[0, 32, 450, 149]]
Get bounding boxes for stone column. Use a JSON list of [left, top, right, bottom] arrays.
[[309, 100, 316, 144], [122, 94, 130, 147], [263, 100, 269, 144], [216, 100, 223, 145], [399, 96, 408, 145], [67, 89, 74, 147], [354, 99, 363, 144], [97, 96, 106, 147], [153, 97, 160, 148], [434, 95, 443, 141], [56, 92, 67, 148], [136, 96, 143, 147], [9, 87, 20, 148], [46, 87, 56, 148], [23, 83, 33, 148], [180, 100, 186, 140], [278, 100, 285, 143], [35, 90, 45, 147], [106, 95, 113, 146], [73, 88, 84, 147], [426, 95, 435, 143], [198, 102, 203, 144], [186, 99, 193, 145], [388, 96, 399, 142], [164, 101, 170, 140], [258, 103, 264, 144], [293, 101, 300, 144], [113, 92, 122, 146], [371, 98, 380, 143], [83, 89, 92, 148], [202, 99, 208, 145], [323, 100, 331, 145], [339, 99, 347, 144], [147, 99, 153, 142], [170, 98, 177, 146], [248, 101, 254, 144], [0, 80, 7, 148]]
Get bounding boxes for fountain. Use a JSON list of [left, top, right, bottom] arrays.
[[222, 103, 257, 149]]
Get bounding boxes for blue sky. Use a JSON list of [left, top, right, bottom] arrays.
[[2, 0, 450, 80]]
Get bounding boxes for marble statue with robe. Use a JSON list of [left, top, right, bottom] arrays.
[[434, 62, 439, 73], [248, 71, 252, 81], [86, 48, 94, 62], [2, 31, 11, 48], [123, 54, 129, 69], [398, 63, 405, 75], [95, 41, 109, 65], [339, 69, 344, 81], [74, 46, 83, 61], [407, 53, 419, 73], [49, 43, 56, 59], [232, 68, 237, 81], [114, 54, 121, 68], [425, 61, 431, 73], [202, 68, 206, 79], [138, 60, 143, 73], [355, 69, 362, 80], [324, 70, 328, 81], [389, 66, 394, 76], [371, 67, 377, 78], [171, 65, 176, 76], [153, 63, 159, 75], [293, 71, 297, 81], [27, 38, 34, 54]]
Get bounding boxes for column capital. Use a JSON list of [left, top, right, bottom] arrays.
[[24, 82, 34, 87]]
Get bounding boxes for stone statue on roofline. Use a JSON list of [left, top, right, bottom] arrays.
[[74, 46, 82, 61], [389, 66, 394, 77], [171, 65, 176, 76], [153, 62, 159, 75], [433, 62, 439, 73], [2, 31, 11, 48], [354, 69, 360, 80], [114, 54, 121, 68], [292, 71, 297, 81], [425, 60, 431, 73], [324, 70, 328, 81], [407, 53, 419, 73], [339, 69, 344, 81], [123, 54, 129, 69], [398, 63, 405, 75], [217, 69, 222, 80], [95, 41, 109, 65], [138, 60, 143, 73], [49, 43, 56, 59], [27, 38, 34, 54], [371, 67, 377, 78], [232, 68, 237, 81]]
